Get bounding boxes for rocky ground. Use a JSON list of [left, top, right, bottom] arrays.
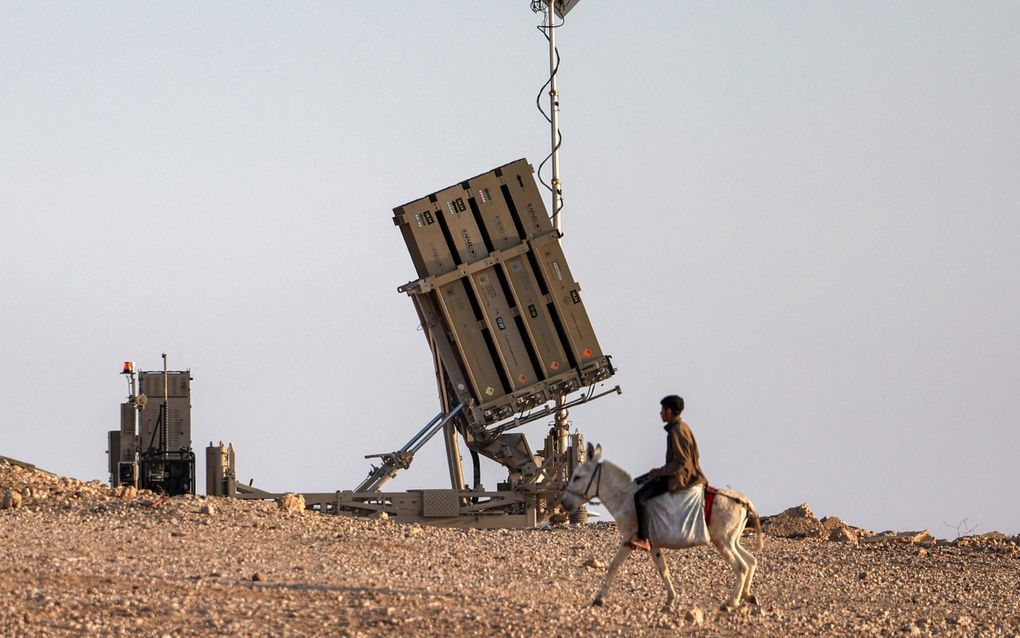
[[2, 458, 1019, 637]]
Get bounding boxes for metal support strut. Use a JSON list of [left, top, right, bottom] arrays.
[[356, 404, 464, 492]]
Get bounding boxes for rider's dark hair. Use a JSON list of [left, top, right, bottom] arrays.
[[660, 395, 684, 415]]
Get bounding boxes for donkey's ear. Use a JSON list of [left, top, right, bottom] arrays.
[[586, 442, 595, 460], [593, 444, 603, 461]]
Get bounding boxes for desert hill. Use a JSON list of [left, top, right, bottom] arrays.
[[2, 457, 1018, 636]]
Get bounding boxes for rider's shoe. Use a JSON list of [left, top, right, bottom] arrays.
[[626, 537, 651, 552]]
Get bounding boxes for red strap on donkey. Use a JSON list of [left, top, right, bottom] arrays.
[[704, 486, 719, 525]]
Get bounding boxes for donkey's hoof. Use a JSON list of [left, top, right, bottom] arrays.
[[719, 603, 738, 613], [744, 594, 760, 606], [592, 597, 604, 607]]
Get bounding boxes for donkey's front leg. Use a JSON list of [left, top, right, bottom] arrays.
[[651, 547, 677, 611], [592, 544, 633, 606]]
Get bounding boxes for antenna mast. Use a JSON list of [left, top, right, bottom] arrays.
[[546, 0, 563, 232], [534, 0, 578, 231]]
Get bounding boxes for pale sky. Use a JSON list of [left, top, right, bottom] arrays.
[[2, 2, 1018, 537]]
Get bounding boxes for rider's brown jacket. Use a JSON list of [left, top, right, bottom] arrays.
[[655, 418, 708, 493]]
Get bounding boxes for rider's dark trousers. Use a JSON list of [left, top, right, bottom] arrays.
[[634, 476, 670, 540]]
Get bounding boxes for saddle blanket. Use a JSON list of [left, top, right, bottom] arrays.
[[646, 484, 711, 549]]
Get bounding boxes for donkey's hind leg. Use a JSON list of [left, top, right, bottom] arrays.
[[651, 547, 678, 611], [733, 533, 759, 605], [711, 534, 749, 612]]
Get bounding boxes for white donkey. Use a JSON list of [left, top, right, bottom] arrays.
[[560, 443, 764, 611]]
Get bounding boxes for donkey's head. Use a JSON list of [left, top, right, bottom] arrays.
[[559, 442, 603, 513]]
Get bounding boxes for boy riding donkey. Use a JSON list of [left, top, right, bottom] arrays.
[[628, 394, 707, 552]]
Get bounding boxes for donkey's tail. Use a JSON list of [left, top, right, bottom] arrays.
[[744, 498, 764, 552]]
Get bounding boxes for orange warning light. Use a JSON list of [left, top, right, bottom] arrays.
[[582, 348, 593, 358], [121, 361, 134, 375], [550, 361, 560, 370]]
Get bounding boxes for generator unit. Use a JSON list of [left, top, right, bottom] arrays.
[[107, 355, 195, 496]]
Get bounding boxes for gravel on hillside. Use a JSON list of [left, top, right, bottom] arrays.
[[2, 459, 1019, 637]]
